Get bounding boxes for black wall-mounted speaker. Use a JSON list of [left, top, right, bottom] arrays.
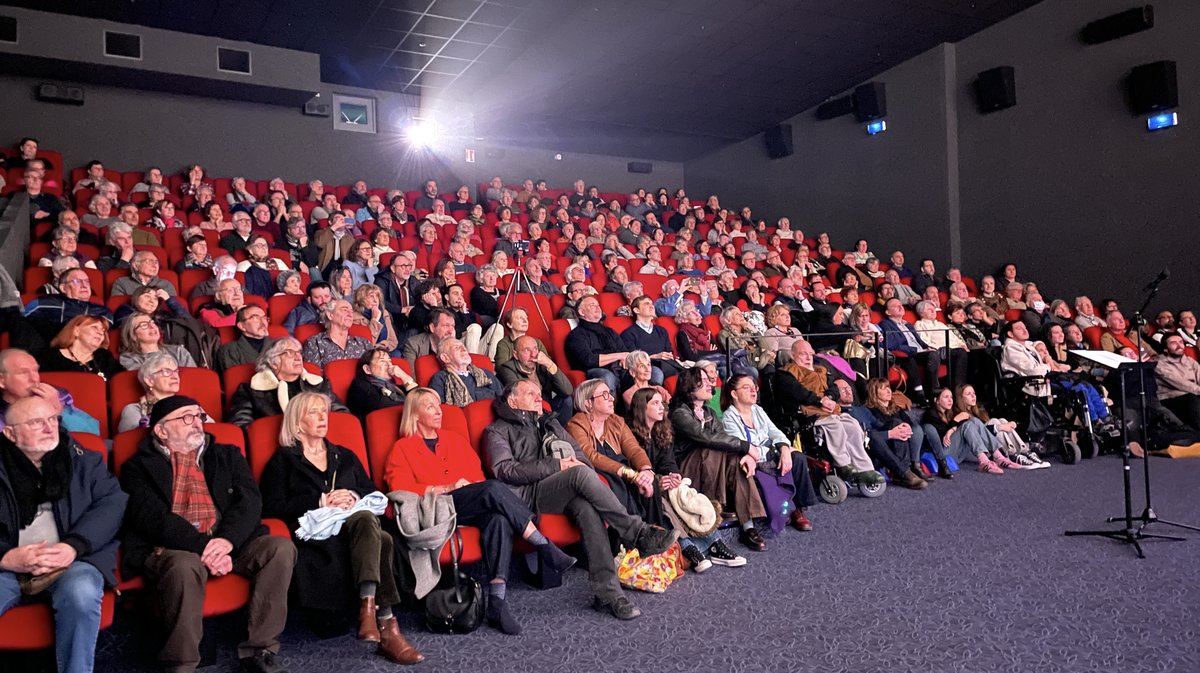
[[1082, 5, 1154, 44], [627, 161, 653, 174], [35, 83, 85, 106], [974, 66, 1017, 113], [853, 82, 887, 122], [764, 124, 794, 159], [816, 96, 854, 120], [1128, 60, 1177, 114], [0, 15, 18, 43]]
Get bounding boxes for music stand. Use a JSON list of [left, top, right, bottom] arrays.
[[1063, 350, 1184, 558]]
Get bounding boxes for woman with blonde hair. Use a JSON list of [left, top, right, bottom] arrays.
[[352, 283, 399, 354], [385, 388, 576, 635], [762, 303, 803, 361], [259, 392, 422, 663]]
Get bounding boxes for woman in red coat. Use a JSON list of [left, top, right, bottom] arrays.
[[384, 388, 576, 635]]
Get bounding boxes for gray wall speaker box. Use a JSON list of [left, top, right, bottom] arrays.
[[627, 161, 653, 174], [35, 83, 85, 105], [764, 124, 794, 159], [303, 100, 331, 117]]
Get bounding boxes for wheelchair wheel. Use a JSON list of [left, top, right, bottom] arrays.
[[1078, 432, 1099, 460], [1062, 439, 1082, 465], [818, 475, 848, 504], [857, 479, 887, 498]]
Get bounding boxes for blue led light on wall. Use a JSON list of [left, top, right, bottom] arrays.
[[866, 120, 887, 135], [1147, 112, 1178, 131]]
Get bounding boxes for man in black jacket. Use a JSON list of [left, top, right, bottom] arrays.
[[496, 335, 574, 425], [374, 251, 420, 331], [563, 296, 633, 393], [483, 381, 676, 621], [620, 295, 679, 378], [119, 395, 296, 673]]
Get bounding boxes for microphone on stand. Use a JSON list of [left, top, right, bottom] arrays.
[[1143, 269, 1169, 292]]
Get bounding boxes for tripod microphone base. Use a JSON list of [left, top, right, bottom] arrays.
[[1105, 509, 1200, 533], [1065, 527, 1184, 559]]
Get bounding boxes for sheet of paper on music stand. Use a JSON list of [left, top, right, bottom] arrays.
[[1069, 349, 1135, 368]]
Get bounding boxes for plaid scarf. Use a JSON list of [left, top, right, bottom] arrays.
[[169, 449, 217, 534], [441, 365, 494, 408]]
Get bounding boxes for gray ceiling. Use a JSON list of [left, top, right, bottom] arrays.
[[4, 0, 1045, 160]]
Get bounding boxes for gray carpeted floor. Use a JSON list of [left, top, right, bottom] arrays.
[[92, 455, 1200, 673]]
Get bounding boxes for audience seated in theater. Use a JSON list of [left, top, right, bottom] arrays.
[[258, 392, 422, 663], [38, 226, 96, 270], [213, 305, 268, 374], [429, 331, 502, 406], [310, 193, 341, 224], [1098, 311, 1152, 361], [442, 283, 482, 353], [485, 379, 673, 620], [110, 250, 176, 298], [513, 257, 557, 297], [229, 337, 348, 426], [621, 296, 679, 378], [716, 306, 773, 378], [879, 298, 939, 403], [402, 308, 456, 369], [175, 235, 214, 274], [374, 251, 420, 330], [313, 213, 356, 276], [613, 281, 644, 318], [668, 367, 768, 550], [350, 284, 399, 354], [235, 235, 288, 276], [920, 387, 1005, 474], [855, 377, 946, 483], [0, 348, 100, 433], [0, 394, 127, 673], [118, 352, 191, 433], [346, 348, 417, 421], [565, 295, 645, 393], [22, 170, 64, 225], [301, 299, 371, 369], [405, 280, 443, 336], [772, 339, 885, 487], [94, 222, 137, 274], [198, 278, 247, 329], [339, 239, 376, 291], [188, 255, 234, 300], [913, 300, 969, 391], [119, 394, 296, 673], [275, 270, 303, 297], [283, 281, 333, 334], [957, 384, 1042, 469], [119, 312, 197, 370], [1155, 333, 1200, 430], [40, 315, 121, 380], [1175, 310, 1198, 347]]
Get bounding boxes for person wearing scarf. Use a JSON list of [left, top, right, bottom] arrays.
[[429, 338, 503, 408]]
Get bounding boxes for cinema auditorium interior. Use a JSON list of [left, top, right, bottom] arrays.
[[0, 1, 1198, 672]]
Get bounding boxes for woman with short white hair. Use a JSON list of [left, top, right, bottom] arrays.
[[117, 352, 184, 432]]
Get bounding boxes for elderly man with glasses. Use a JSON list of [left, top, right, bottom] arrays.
[[120, 395, 296, 673], [0, 395, 127, 673]]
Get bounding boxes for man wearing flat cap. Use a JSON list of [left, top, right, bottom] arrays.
[[119, 395, 296, 673]]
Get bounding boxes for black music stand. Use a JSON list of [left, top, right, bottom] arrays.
[[1064, 352, 1184, 558]]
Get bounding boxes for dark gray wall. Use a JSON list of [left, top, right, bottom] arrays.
[[954, 0, 1200, 310], [0, 74, 684, 194], [685, 45, 956, 263], [686, 0, 1200, 310]]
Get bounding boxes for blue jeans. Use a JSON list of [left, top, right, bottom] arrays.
[[0, 562, 104, 673], [587, 367, 620, 393]]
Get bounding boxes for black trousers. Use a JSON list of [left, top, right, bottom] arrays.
[[451, 480, 534, 582], [1162, 394, 1200, 431]]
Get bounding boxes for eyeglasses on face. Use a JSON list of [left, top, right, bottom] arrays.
[[9, 414, 61, 431], [165, 411, 204, 426]]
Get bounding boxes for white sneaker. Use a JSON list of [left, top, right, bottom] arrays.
[[1017, 453, 1050, 469]]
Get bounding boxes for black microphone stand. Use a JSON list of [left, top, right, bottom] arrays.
[[1112, 277, 1200, 537]]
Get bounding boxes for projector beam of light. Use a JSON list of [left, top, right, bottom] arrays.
[[407, 119, 438, 148]]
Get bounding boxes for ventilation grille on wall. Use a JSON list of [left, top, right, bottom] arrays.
[[103, 30, 141, 60], [217, 47, 251, 75], [0, 15, 16, 44]]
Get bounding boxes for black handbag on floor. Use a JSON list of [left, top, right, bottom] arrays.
[[423, 530, 485, 634]]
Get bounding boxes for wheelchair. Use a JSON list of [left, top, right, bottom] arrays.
[[778, 412, 887, 504], [985, 366, 1117, 464]]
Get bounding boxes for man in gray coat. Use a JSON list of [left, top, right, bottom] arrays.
[[482, 380, 676, 621]]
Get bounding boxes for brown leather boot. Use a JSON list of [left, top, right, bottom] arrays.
[[357, 597, 381, 642], [377, 617, 424, 665]]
